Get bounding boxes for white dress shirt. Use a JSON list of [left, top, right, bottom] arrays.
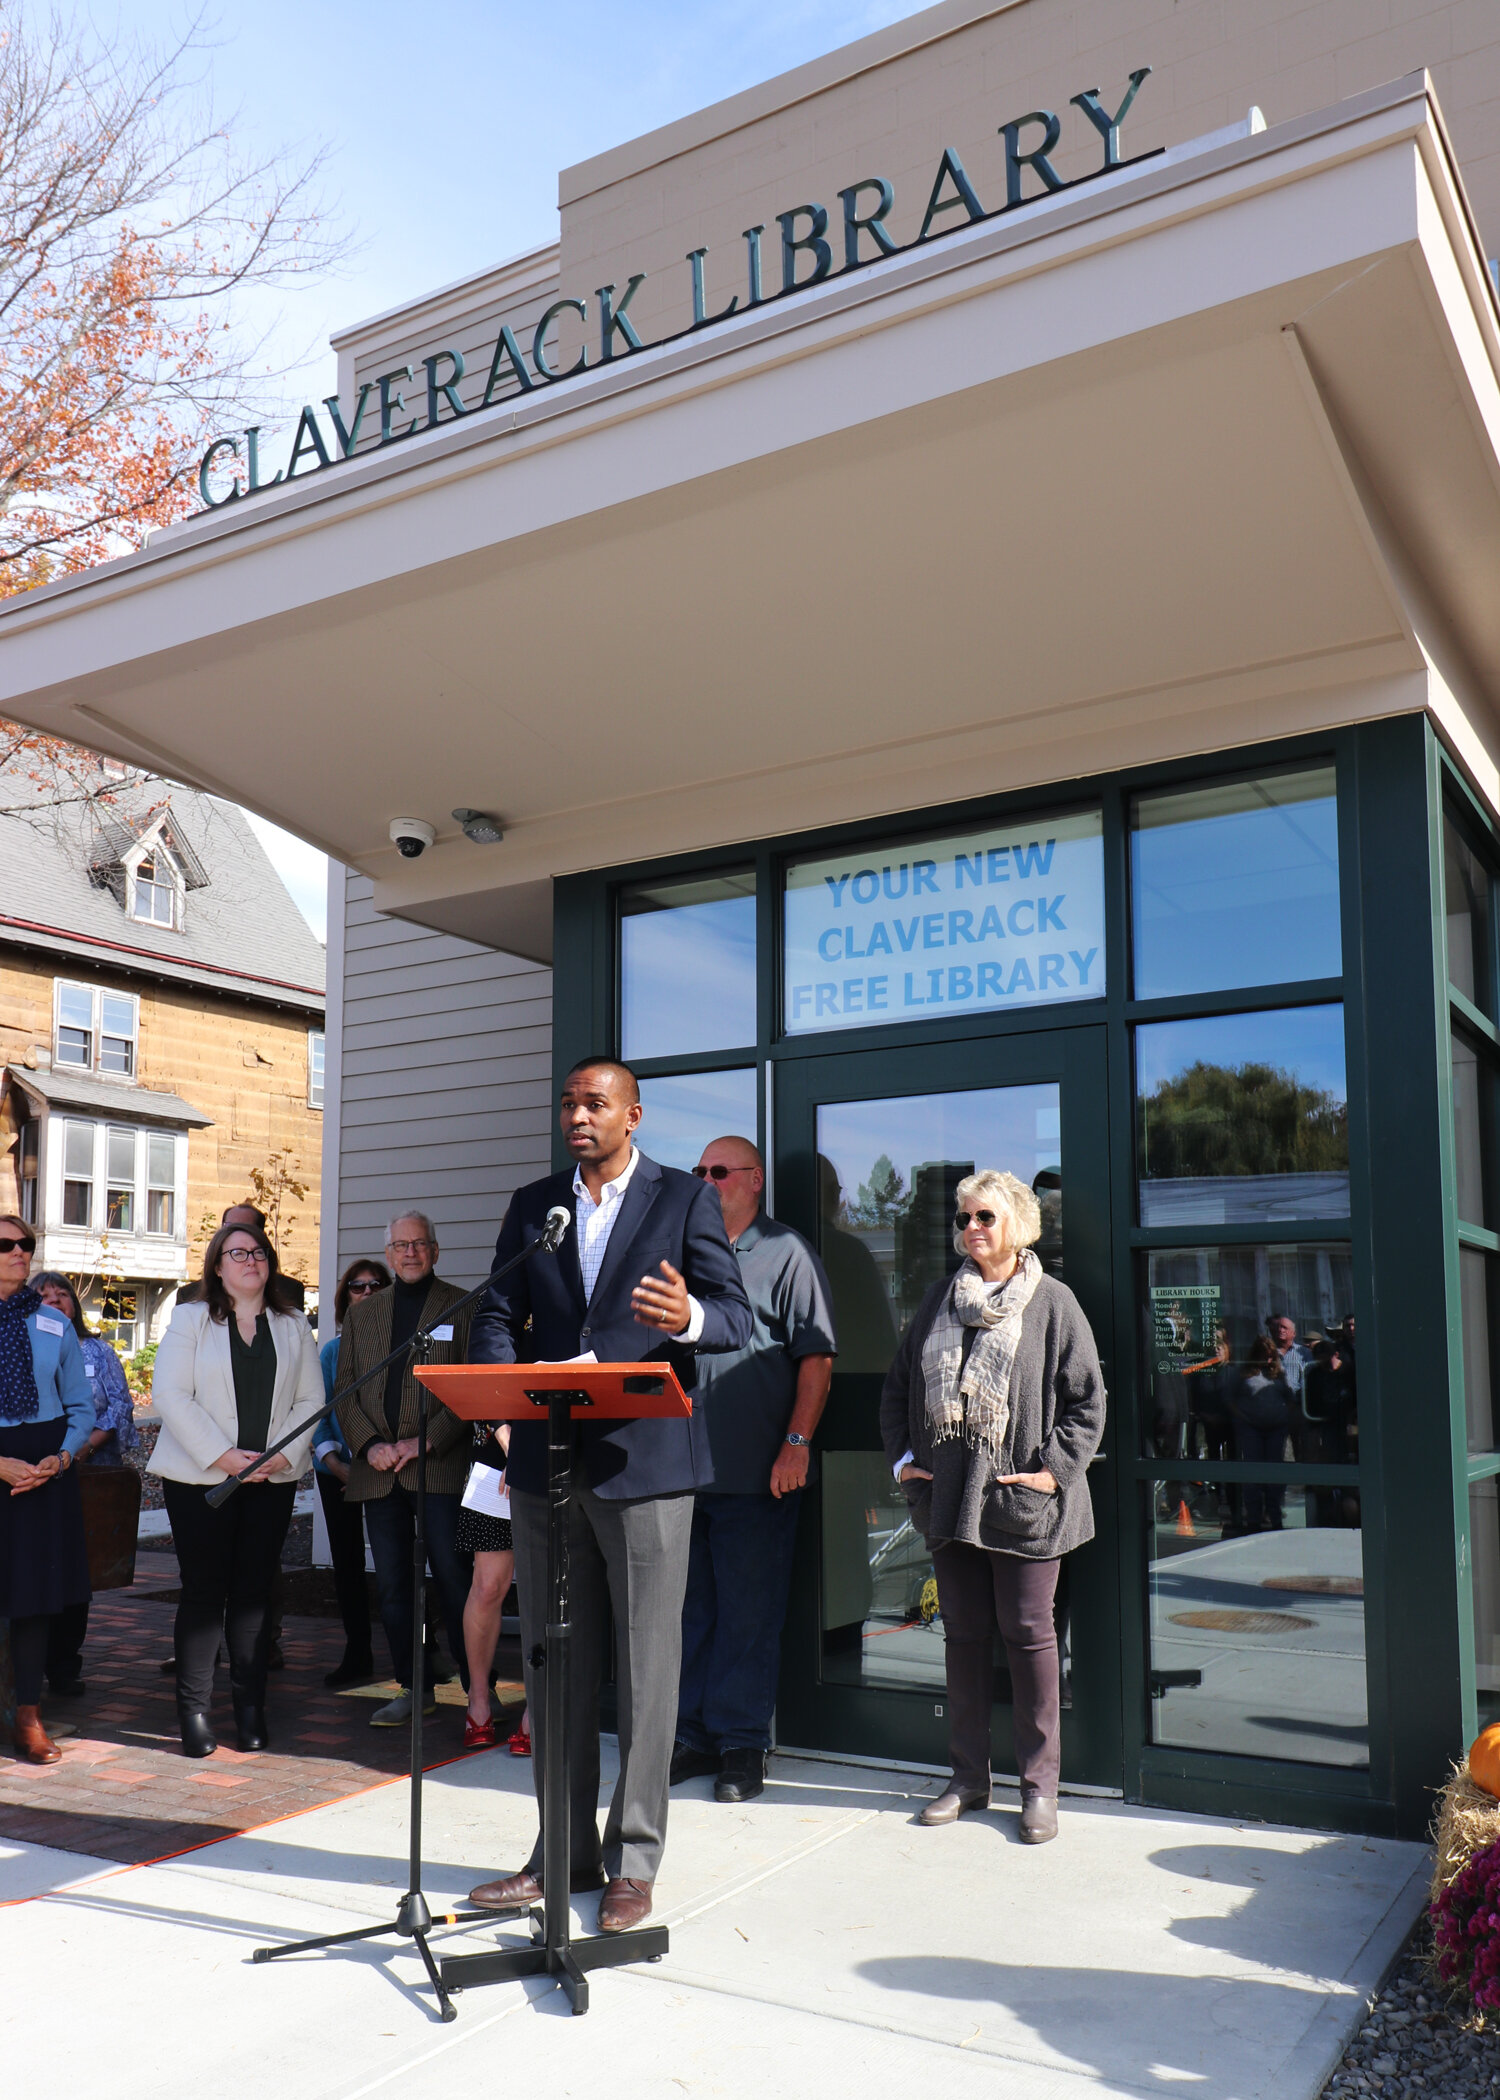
[[572, 1147, 704, 1341]]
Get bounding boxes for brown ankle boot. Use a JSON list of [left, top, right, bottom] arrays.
[[12, 1705, 61, 1764]]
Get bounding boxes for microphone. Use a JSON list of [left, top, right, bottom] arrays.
[[540, 1205, 571, 1252]]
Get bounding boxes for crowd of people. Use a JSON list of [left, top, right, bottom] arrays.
[[2, 1055, 1125, 1914]]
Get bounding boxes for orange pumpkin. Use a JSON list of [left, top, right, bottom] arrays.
[[1469, 1723, 1500, 1797]]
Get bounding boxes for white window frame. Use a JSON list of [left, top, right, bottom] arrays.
[[308, 1028, 325, 1110], [53, 979, 138, 1078], [43, 1116, 186, 1246], [127, 839, 183, 929]]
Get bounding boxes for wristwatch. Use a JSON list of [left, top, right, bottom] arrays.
[[783, 1432, 810, 1448]]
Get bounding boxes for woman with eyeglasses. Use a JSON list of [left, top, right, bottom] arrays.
[[150, 1221, 323, 1756], [880, 1170, 1105, 1845], [313, 1259, 390, 1688], [0, 1215, 95, 1763]]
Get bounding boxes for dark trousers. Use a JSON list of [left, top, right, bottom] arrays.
[[316, 1471, 372, 1665], [677, 1491, 803, 1754], [1233, 1420, 1286, 1528], [512, 1480, 694, 1885], [931, 1541, 1062, 1801], [45, 1600, 90, 1687], [9, 1615, 49, 1704], [362, 1486, 469, 1689], [163, 1479, 296, 1712]]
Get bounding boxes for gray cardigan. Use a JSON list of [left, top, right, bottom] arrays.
[[879, 1271, 1107, 1559]]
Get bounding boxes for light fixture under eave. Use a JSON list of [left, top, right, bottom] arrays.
[[451, 808, 505, 844]]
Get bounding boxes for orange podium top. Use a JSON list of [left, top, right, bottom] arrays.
[[412, 1361, 691, 1422]]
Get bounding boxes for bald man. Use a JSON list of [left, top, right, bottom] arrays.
[[671, 1136, 836, 1804]]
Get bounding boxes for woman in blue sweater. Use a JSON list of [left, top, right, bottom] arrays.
[[0, 1216, 95, 1764]]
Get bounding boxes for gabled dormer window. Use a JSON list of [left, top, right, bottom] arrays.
[[131, 847, 181, 928]]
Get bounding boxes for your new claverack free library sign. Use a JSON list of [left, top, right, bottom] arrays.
[[784, 809, 1105, 1033], [196, 67, 1154, 509]]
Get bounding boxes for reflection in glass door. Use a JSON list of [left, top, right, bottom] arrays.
[[774, 1027, 1118, 1788], [816, 1085, 1062, 1700]]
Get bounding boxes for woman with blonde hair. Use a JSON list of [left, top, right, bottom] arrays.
[[881, 1168, 1105, 1844]]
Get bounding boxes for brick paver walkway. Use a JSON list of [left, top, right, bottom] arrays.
[[0, 1557, 525, 1867]]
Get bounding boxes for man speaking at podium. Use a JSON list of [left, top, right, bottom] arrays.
[[466, 1058, 752, 1933]]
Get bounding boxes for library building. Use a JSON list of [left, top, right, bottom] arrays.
[[3, 1, 1500, 1840]]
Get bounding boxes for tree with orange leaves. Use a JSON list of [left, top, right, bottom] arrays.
[[0, 6, 344, 596]]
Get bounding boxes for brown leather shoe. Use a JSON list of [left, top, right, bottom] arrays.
[[468, 1864, 607, 1910], [1020, 1795, 1059, 1844], [12, 1705, 61, 1765], [917, 1786, 989, 1826], [598, 1876, 654, 1933]]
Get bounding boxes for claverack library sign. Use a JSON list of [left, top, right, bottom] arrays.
[[196, 66, 1154, 509]]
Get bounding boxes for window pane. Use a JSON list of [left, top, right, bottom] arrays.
[[637, 1069, 756, 1173], [18, 1123, 38, 1225], [821, 1451, 945, 1694], [620, 871, 756, 1059], [308, 1030, 325, 1109], [56, 1026, 91, 1067], [1136, 1006, 1348, 1225], [1453, 1032, 1498, 1227], [1472, 1475, 1500, 1726], [1149, 1479, 1367, 1766], [817, 1083, 1062, 1378], [785, 809, 1104, 1036], [147, 1188, 175, 1235], [1131, 766, 1340, 999], [58, 983, 92, 1029], [100, 993, 134, 1039], [98, 1035, 133, 1075], [62, 1180, 91, 1226], [1460, 1247, 1498, 1454], [147, 1134, 176, 1188], [106, 1187, 134, 1231], [106, 1126, 136, 1183], [1446, 814, 1494, 1015], [1142, 1245, 1357, 1463], [63, 1121, 94, 1178]]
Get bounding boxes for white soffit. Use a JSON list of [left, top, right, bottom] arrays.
[[0, 77, 1494, 960]]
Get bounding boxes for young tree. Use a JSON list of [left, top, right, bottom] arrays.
[[0, 5, 343, 592]]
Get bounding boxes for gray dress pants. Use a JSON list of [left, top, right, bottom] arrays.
[[510, 1479, 694, 1885]]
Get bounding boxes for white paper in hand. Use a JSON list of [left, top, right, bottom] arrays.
[[461, 1462, 511, 1519]]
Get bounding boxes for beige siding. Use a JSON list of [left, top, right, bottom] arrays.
[[335, 870, 552, 1288]]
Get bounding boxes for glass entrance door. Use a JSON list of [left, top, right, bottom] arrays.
[[773, 1026, 1120, 1788]]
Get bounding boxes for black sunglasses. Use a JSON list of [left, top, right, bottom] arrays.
[[0, 1234, 36, 1255], [692, 1163, 756, 1181], [346, 1278, 381, 1295], [955, 1210, 999, 1230]]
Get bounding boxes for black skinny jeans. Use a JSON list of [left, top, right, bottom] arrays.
[[163, 1478, 296, 1711]]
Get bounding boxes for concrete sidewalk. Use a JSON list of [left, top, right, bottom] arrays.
[[0, 1747, 1427, 2100]]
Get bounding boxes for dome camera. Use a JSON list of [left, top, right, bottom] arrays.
[[390, 818, 436, 860]]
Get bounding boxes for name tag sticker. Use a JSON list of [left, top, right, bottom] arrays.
[[35, 1314, 68, 1336], [429, 1324, 454, 1342]]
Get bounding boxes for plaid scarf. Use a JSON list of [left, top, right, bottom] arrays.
[[919, 1250, 1042, 1466], [0, 1285, 41, 1422]]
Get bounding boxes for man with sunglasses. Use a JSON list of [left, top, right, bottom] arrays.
[[671, 1137, 836, 1805]]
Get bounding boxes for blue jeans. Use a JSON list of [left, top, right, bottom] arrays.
[[362, 1486, 470, 1690], [676, 1491, 803, 1754]]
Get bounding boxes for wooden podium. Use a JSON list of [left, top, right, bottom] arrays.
[[412, 1361, 690, 2014]]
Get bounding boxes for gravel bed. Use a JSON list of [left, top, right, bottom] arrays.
[[1324, 1921, 1499, 2095]]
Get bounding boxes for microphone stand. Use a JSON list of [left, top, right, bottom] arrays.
[[238, 1215, 567, 2022]]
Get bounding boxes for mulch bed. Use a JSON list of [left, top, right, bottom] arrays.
[[1323, 1919, 1500, 2095]]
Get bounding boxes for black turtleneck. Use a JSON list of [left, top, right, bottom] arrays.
[[384, 1275, 431, 1435]]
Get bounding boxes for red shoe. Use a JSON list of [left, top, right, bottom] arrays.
[[507, 1720, 531, 1757], [463, 1714, 498, 1748]]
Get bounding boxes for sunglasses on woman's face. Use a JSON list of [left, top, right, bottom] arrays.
[[955, 1210, 999, 1230], [346, 1279, 381, 1295], [0, 1234, 36, 1256], [692, 1163, 755, 1181]]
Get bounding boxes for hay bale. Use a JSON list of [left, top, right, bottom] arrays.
[[1431, 1762, 1500, 1902]]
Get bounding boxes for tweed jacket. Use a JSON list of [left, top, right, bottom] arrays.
[[335, 1276, 474, 1502], [879, 1271, 1106, 1560]]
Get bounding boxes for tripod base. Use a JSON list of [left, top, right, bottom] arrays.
[[250, 1892, 491, 2022], [441, 1910, 669, 2015]]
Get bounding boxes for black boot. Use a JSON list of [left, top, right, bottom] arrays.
[[233, 1695, 269, 1752], [324, 1651, 376, 1689], [179, 1709, 217, 1759], [715, 1748, 767, 1802]]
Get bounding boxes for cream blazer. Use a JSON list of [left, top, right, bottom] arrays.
[[148, 1299, 324, 1486]]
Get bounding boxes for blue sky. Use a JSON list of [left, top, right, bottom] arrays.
[[108, 2, 911, 935]]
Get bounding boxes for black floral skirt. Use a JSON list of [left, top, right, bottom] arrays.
[[0, 1418, 91, 1618], [455, 1505, 512, 1555]]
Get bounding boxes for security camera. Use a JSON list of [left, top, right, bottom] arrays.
[[390, 818, 436, 860]]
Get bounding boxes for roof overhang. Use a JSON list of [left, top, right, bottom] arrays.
[[0, 73, 1497, 963], [4, 1064, 213, 1129]]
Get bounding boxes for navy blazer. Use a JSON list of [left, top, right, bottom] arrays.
[[468, 1150, 753, 1498]]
